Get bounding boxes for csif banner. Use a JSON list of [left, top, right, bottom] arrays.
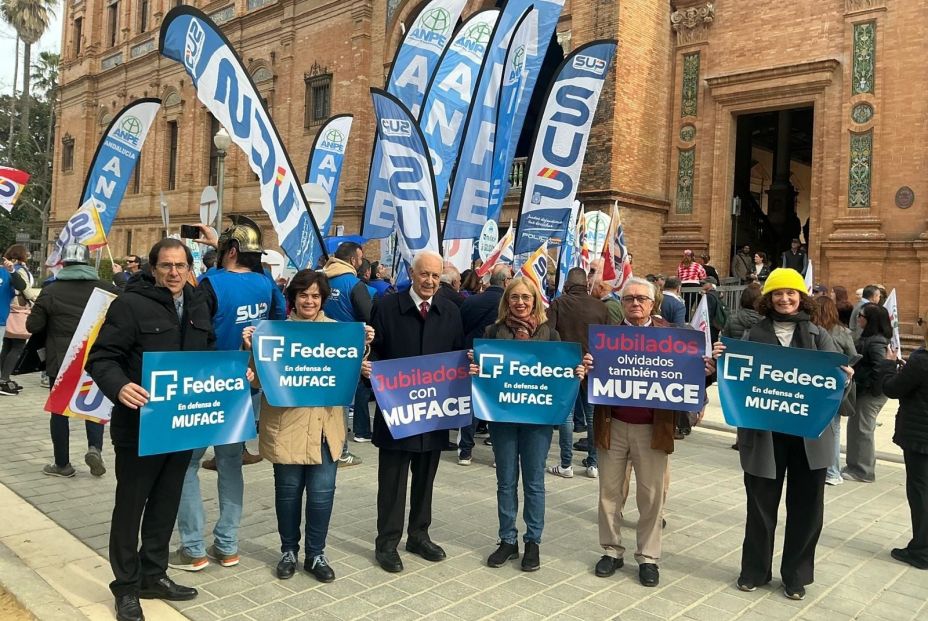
[[371, 351, 472, 440], [47, 99, 160, 268], [362, 89, 441, 263], [160, 7, 327, 269], [514, 40, 617, 255], [305, 114, 353, 237], [420, 9, 500, 209], [139, 350, 256, 456], [587, 325, 706, 413], [717, 337, 849, 439], [251, 320, 365, 407], [471, 338, 580, 425]]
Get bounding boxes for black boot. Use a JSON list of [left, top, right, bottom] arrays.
[[487, 542, 519, 568], [115, 593, 144, 621], [521, 542, 540, 572]]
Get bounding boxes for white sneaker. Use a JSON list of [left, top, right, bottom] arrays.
[[547, 465, 574, 478], [352, 436, 371, 443], [825, 475, 843, 486], [586, 465, 599, 479], [458, 453, 472, 466]]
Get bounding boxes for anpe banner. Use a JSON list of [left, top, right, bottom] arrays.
[[387, 0, 468, 118], [371, 351, 472, 440], [160, 7, 327, 269], [306, 114, 353, 236], [717, 337, 849, 439], [45, 288, 118, 423], [362, 89, 441, 263], [587, 325, 706, 413], [420, 9, 500, 208], [252, 320, 365, 407], [47, 99, 160, 267], [0, 166, 30, 212], [472, 338, 580, 425], [514, 40, 617, 255], [139, 351, 255, 456]]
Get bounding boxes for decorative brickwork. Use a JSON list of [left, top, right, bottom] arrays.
[[848, 131, 873, 209], [675, 148, 695, 214], [852, 21, 876, 95], [681, 53, 700, 117]]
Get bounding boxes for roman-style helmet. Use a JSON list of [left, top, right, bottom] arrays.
[[217, 215, 263, 255], [61, 243, 91, 265]]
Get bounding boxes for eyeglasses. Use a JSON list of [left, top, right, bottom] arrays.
[[621, 295, 653, 304], [508, 294, 533, 303], [126, 259, 139, 264], [156, 262, 190, 273]]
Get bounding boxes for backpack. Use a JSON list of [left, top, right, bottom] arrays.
[[710, 292, 729, 331]]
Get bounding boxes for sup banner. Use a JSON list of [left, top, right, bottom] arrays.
[[0, 166, 30, 212], [160, 7, 327, 269], [362, 89, 441, 263], [587, 325, 706, 412], [371, 351, 472, 440], [305, 114, 353, 236], [252, 320, 365, 407], [420, 9, 500, 208], [139, 350, 255, 456], [472, 338, 580, 425], [514, 40, 617, 255], [45, 288, 118, 423], [717, 337, 849, 438], [47, 99, 160, 267]]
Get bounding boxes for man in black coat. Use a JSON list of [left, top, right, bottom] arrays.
[[460, 265, 511, 348], [87, 239, 215, 621], [369, 250, 464, 573]]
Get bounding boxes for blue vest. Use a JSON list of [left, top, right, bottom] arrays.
[[204, 269, 285, 350], [324, 273, 375, 322], [0, 271, 13, 325]]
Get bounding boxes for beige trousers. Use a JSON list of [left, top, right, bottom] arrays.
[[598, 420, 668, 563]]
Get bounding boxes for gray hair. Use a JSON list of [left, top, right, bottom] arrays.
[[410, 250, 443, 271], [440, 265, 460, 285], [489, 265, 511, 286], [620, 277, 655, 300]]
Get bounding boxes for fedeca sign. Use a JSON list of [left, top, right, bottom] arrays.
[[717, 337, 849, 438], [139, 351, 255, 456], [371, 351, 472, 440], [471, 339, 580, 425], [252, 321, 364, 407], [587, 325, 706, 412]]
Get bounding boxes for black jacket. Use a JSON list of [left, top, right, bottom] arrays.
[[87, 275, 215, 448], [878, 349, 928, 454], [854, 334, 889, 395], [435, 282, 465, 308], [460, 286, 503, 349], [722, 308, 762, 340], [546, 283, 608, 353], [369, 290, 463, 452], [26, 265, 118, 379]]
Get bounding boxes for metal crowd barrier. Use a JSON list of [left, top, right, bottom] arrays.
[[679, 284, 747, 322]]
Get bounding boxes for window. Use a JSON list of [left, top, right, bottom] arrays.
[[73, 18, 83, 56], [138, 0, 149, 32], [107, 2, 119, 47], [126, 229, 133, 256], [132, 157, 141, 193], [62, 136, 75, 172], [304, 74, 331, 128], [166, 121, 178, 190], [208, 115, 220, 186]]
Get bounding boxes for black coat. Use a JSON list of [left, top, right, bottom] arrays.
[[879, 349, 928, 454], [369, 290, 463, 452], [87, 276, 215, 448], [435, 282, 465, 308], [460, 286, 503, 349], [854, 334, 889, 395]]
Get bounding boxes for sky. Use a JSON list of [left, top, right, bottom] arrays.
[[0, 13, 63, 95]]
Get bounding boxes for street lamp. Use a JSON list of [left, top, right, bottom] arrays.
[[213, 127, 232, 230]]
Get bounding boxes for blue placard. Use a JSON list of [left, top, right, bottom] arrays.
[[587, 325, 706, 412], [717, 337, 849, 439], [139, 351, 255, 456], [252, 320, 365, 407], [472, 339, 581, 425], [371, 351, 472, 440]]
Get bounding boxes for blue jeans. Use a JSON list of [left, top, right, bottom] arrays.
[[558, 410, 573, 468], [490, 422, 553, 544], [576, 387, 597, 466], [273, 445, 337, 557], [177, 442, 244, 557], [827, 414, 842, 480], [352, 380, 373, 439]]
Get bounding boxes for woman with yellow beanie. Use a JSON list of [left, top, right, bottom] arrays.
[[713, 268, 854, 601]]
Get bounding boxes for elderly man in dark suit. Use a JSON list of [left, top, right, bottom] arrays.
[[369, 250, 464, 573]]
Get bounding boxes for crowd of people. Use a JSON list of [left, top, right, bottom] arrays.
[[7, 225, 926, 621]]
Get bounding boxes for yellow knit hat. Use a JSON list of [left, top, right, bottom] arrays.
[[762, 268, 807, 295]]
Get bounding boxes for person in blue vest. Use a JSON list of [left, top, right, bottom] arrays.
[[322, 242, 377, 457], [169, 216, 285, 573]]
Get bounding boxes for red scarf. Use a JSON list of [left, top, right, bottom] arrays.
[[505, 314, 538, 340]]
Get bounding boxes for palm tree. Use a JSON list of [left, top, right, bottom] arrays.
[[2, 0, 57, 138], [31, 50, 58, 153]]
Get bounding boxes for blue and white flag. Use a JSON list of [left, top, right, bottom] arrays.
[[362, 89, 441, 262], [252, 321, 365, 407], [420, 9, 500, 209], [305, 114, 353, 237], [514, 40, 617, 255], [388, 0, 468, 118], [139, 351, 255, 456], [47, 99, 161, 268], [159, 7, 327, 268], [555, 200, 580, 296]]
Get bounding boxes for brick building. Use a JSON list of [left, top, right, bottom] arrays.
[[52, 0, 928, 318]]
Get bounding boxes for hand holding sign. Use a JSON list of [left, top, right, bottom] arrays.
[[118, 382, 150, 409]]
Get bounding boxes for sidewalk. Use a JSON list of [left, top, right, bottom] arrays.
[[0, 372, 925, 621]]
